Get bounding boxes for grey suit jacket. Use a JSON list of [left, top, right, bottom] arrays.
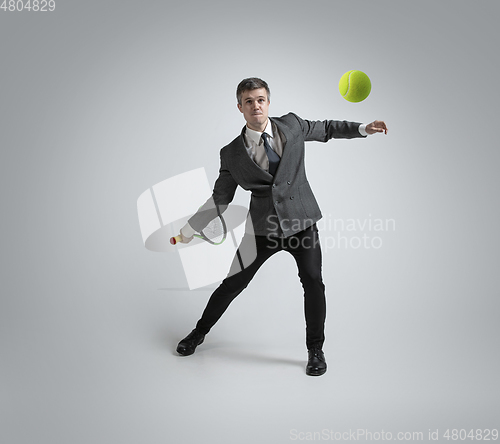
[[188, 112, 366, 238]]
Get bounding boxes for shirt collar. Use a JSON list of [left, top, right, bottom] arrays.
[[245, 119, 274, 145]]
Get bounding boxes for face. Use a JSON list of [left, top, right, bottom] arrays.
[[237, 88, 270, 132]]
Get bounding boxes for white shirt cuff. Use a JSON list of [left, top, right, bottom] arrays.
[[181, 222, 195, 238], [358, 124, 368, 136]]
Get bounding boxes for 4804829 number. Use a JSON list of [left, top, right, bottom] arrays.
[[443, 429, 499, 441], [1, 0, 55, 11]]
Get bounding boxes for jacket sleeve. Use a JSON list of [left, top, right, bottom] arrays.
[[187, 149, 238, 233], [289, 112, 367, 142]]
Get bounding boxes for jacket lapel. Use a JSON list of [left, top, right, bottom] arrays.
[[270, 117, 293, 179], [231, 118, 294, 182], [232, 127, 273, 182]]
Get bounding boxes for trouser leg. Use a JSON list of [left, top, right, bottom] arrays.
[[195, 234, 280, 334], [286, 225, 326, 349]]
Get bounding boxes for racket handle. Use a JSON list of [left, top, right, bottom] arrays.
[[170, 235, 182, 245]]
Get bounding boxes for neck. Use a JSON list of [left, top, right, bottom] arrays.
[[246, 118, 268, 133]]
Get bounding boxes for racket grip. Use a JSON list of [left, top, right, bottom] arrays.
[[170, 235, 182, 245]]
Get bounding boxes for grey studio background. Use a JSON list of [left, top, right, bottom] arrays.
[[1, 0, 499, 443]]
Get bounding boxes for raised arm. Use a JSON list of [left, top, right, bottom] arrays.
[[289, 112, 366, 142]]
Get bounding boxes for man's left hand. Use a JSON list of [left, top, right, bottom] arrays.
[[366, 120, 388, 135]]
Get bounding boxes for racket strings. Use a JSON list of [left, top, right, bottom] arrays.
[[202, 217, 225, 243]]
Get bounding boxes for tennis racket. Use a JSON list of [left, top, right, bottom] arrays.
[[170, 214, 227, 246]]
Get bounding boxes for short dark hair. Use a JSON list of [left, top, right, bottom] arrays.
[[236, 77, 271, 105]]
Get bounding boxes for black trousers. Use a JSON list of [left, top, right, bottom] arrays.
[[195, 224, 326, 349]]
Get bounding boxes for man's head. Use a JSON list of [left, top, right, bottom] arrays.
[[236, 78, 271, 106], [236, 77, 271, 132]]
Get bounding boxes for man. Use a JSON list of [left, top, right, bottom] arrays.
[[174, 78, 387, 376]]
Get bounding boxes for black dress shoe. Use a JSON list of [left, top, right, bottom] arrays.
[[176, 329, 205, 356], [306, 347, 327, 376]]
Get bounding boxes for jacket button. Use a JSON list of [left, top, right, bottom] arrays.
[[272, 183, 276, 188], [290, 196, 294, 200], [287, 181, 291, 185], [275, 201, 279, 205]]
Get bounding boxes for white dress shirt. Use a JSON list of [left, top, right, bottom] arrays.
[[243, 119, 284, 173]]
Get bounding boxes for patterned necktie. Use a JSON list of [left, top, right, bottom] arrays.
[[261, 132, 281, 176]]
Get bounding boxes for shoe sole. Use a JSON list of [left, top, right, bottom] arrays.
[[306, 367, 327, 376], [176, 338, 204, 356]]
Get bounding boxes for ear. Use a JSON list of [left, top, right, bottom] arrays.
[[237, 103, 243, 113]]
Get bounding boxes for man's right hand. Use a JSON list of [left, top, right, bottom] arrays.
[[178, 231, 194, 244]]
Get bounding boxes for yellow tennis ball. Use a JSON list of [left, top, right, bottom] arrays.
[[339, 70, 371, 102]]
